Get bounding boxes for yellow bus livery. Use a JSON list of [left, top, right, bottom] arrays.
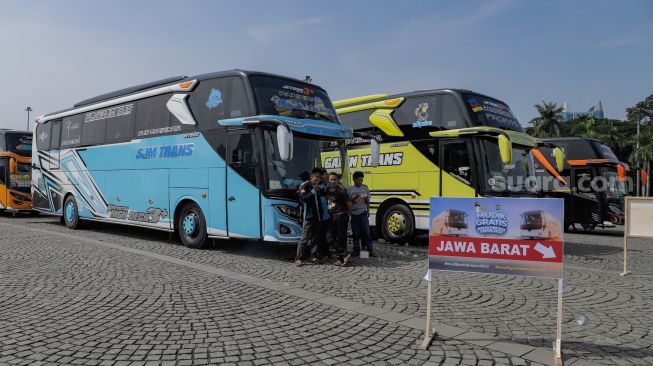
[[329, 89, 552, 243]]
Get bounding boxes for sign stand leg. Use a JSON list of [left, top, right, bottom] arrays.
[[418, 280, 436, 350], [554, 278, 563, 365], [621, 217, 631, 276]]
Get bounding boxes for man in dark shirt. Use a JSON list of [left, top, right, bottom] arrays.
[[295, 167, 326, 267], [325, 172, 352, 266]]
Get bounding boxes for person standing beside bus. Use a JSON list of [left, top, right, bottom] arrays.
[[347, 171, 375, 257], [295, 168, 326, 267], [317, 168, 331, 259], [325, 172, 352, 266]]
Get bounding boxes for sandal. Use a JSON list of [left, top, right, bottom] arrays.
[[334, 260, 344, 266], [294, 259, 304, 267], [343, 254, 353, 265]]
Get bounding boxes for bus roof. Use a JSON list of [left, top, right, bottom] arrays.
[[335, 89, 508, 109], [0, 129, 30, 136], [42, 69, 326, 121], [541, 137, 604, 144], [522, 210, 543, 216]]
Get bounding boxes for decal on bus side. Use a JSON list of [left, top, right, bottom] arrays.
[[108, 204, 169, 224], [324, 152, 403, 169], [136, 143, 194, 159]]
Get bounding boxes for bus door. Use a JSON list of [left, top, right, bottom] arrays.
[[570, 166, 601, 224], [439, 139, 476, 197], [226, 129, 262, 239]]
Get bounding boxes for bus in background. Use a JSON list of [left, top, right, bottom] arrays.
[[520, 209, 561, 240], [32, 70, 353, 248], [0, 130, 33, 213], [535, 137, 629, 230], [331, 89, 563, 243], [431, 209, 468, 236]]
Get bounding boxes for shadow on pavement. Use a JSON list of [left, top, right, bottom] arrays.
[[32, 217, 426, 268]]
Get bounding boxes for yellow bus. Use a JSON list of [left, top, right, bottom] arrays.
[[0, 130, 33, 213], [331, 90, 563, 243]]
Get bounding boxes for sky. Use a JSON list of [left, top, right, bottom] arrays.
[[1, 0, 651, 131]]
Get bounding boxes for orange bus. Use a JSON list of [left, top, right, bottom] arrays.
[[0, 130, 33, 213]]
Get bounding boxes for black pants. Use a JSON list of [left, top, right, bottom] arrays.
[[318, 219, 330, 258], [296, 218, 320, 260], [328, 214, 349, 260]]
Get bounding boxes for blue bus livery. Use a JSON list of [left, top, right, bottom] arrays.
[[32, 70, 353, 248]]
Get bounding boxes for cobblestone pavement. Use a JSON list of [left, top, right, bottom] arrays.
[[1, 215, 651, 365]]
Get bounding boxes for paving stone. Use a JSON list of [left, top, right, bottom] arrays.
[[0, 218, 649, 365]]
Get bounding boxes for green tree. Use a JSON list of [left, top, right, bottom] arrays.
[[528, 101, 563, 137], [629, 130, 653, 166], [570, 116, 599, 138], [626, 95, 653, 127]]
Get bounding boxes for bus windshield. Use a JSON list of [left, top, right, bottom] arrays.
[[462, 93, 523, 132], [590, 140, 619, 162], [447, 211, 468, 228], [10, 162, 31, 193], [600, 167, 627, 200], [251, 76, 339, 123], [482, 139, 536, 193], [521, 211, 542, 229], [5, 133, 33, 157], [263, 129, 342, 194]]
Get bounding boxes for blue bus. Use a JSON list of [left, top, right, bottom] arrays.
[[32, 70, 353, 248]]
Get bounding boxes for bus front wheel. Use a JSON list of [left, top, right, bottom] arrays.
[[63, 196, 80, 229], [177, 202, 207, 249], [380, 204, 414, 244]]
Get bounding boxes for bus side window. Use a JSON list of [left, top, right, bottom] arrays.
[[339, 110, 373, 131], [188, 77, 232, 128], [228, 131, 258, 185], [36, 122, 52, 151], [0, 159, 6, 184], [61, 115, 82, 148], [441, 141, 472, 185], [105, 104, 135, 143], [442, 95, 465, 128], [413, 140, 438, 165], [393, 96, 438, 128], [81, 113, 107, 146], [136, 95, 174, 137], [229, 77, 251, 118], [50, 120, 62, 149]]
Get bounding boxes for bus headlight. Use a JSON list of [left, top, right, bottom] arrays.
[[274, 204, 300, 220]]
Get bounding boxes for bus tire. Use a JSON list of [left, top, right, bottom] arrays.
[[380, 203, 415, 244], [63, 195, 80, 229], [177, 202, 207, 249]]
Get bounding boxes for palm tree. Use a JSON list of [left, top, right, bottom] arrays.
[[629, 129, 653, 196], [601, 122, 627, 158], [570, 116, 595, 137], [630, 130, 653, 167], [530, 101, 563, 137]]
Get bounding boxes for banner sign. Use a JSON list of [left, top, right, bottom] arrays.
[[429, 197, 564, 279]]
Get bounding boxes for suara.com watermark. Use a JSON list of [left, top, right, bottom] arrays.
[[488, 175, 633, 194]]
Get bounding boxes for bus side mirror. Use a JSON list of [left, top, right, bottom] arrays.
[[370, 139, 380, 167], [9, 158, 16, 174], [617, 163, 626, 182], [554, 147, 564, 173], [498, 134, 512, 165], [277, 125, 294, 161]]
